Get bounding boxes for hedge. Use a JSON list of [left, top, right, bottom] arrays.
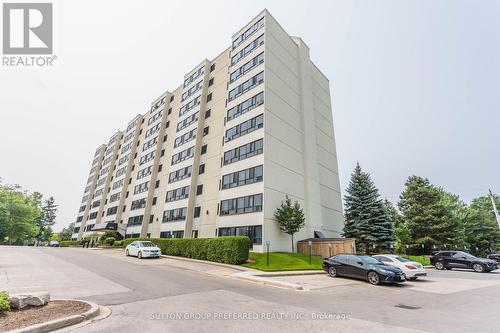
[[104, 237, 115, 246], [113, 240, 124, 247], [0, 291, 10, 312], [123, 236, 250, 265], [60, 240, 82, 247]]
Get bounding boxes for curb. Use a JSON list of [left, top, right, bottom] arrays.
[[232, 272, 304, 291], [160, 254, 254, 272], [8, 300, 100, 333], [256, 270, 324, 277]]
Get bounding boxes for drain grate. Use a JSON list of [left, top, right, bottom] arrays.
[[395, 304, 421, 310]]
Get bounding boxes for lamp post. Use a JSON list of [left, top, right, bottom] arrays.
[[328, 242, 332, 258], [421, 244, 425, 264], [390, 243, 394, 254], [308, 240, 312, 265], [265, 240, 271, 267], [405, 244, 409, 259]]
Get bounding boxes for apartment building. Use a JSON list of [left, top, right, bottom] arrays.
[[72, 9, 343, 252]]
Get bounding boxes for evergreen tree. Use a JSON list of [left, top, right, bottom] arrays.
[[37, 196, 58, 242], [274, 196, 305, 252], [59, 222, 75, 241], [343, 163, 394, 253], [398, 176, 458, 250]]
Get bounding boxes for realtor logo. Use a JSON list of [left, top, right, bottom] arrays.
[[2, 3, 53, 54]]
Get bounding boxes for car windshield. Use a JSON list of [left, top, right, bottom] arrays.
[[360, 256, 382, 265], [394, 256, 411, 263], [139, 241, 156, 247]]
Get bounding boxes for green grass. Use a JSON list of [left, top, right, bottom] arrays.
[[401, 255, 431, 266], [242, 252, 323, 271]]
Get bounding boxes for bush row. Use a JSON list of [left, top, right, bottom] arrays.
[[123, 236, 250, 265], [59, 240, 82, 247]]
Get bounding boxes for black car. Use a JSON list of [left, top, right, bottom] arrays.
[[487, 253, 500, 264], [430, 251, 498, 273], [323, 254, 406, 285]]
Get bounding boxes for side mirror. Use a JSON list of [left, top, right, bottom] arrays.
[[462, 257, 467, 259], [357, 261, 363, 265]]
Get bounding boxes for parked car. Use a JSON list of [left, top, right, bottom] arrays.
[[48, 241, 60, 247], [323, 254, 406, 285], [430, 251, 498, 273], [372, 254, 427, 280], [125, 241, 161, 259], [487, 253, 500, 264]]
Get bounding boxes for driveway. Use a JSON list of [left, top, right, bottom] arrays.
[[1, 246, 499, 333]]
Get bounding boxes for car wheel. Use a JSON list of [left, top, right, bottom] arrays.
[[472, 263, 485, 273], [367, 271, 381, 285], [138, 251, 142, 259], [328, 266, 337, 278], [434, 261, 445, 270], [126, 250, 129, 256]]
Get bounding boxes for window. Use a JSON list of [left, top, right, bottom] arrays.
[[92, 200, 100, 208], [139, 151, 155, 165], [220, 194, 263, 216], [165, 185, 190, 202], [198, 164, 205, 175], [179, 96, 201, 117], [225, 114, 263, 142], [177, 112, 199, 132], [232, 17, 264, 49], [183, 66, 204, 88], [112, 179, 124, 190], [145, 123, 160, 138], [227, 92, 264, 121], [131, 198, 146, 210], [196, 184, 203, 195], [231, 34, 264, 65], [143, 136, 158, 151], [230, 52, 264, 83], [228, 71, 264, 101], [221, 165, 263, 189], [169, 165, 192, 183], [203, 126, 209, 136], [134, 181, 149, 194], [174, 128, 197, 148], [149, 215, 154, 224], [148, 111, 162, 125], [162, 207, 187, 222], [127, 215, 144, 226], [89, 212, 98, 220], [116, 166, 127, 177], [155, 180, 160, 188], [160, 231, 184, 238], [170, 95, 174, 102], [210, 63, 215, 72], [106, 206, 118, 216], [124, 131, 134, 143], [137, 166, 152, 179], [194, 206, 201, 218], [208, 78, 214, 86], [171, 146, 195, 165], [110, 192, 120, 203], [76, 216, 83, 222], [152, 197, 157, 205], [205, 109, 211, 119], [201, 145, 207, 155], [223, 139, 263, 165], [206, 93, 212, 102], [79, 205, 86, 212], [121, 142, 132, 154], [161, 149, 165, 157], [182, 80, 203, 102], [218, 225, 262, 244]]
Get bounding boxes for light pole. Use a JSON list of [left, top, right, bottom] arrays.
[[421, 244, 425, 264], [266, 240, 271, 267], [328, 242, 332, 258], [308, 240, 312, 265]]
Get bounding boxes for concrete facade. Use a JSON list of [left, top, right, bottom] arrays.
[[72, 10, 343, 252]]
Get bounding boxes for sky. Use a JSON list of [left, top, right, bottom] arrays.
[[0, 0, 498, 232]]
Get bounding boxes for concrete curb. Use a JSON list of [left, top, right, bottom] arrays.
[[232, 272, 304, 290], [8, 300, 100, 333], [256, 270, 324, 277], [160, 254, 255, 272]]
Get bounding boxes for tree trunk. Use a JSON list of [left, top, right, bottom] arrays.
[[291, 233, 294, 253]]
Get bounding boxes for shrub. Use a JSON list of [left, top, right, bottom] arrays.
[[60, 240, 82, 247], [104, 237, 115, 246], [113, 240, 124, 247], [123, 236, 250, 264], [0, 291, 10, 312]]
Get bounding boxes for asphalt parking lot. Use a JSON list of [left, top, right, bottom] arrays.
[[2, 246, 500, 333]]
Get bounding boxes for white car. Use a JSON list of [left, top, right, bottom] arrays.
[[373, 254, 427, 280], [125, 241, 161, 259]]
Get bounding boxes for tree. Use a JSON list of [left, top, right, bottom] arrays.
[[274, 196, 305, 252], [60, 222, 75, 241], [343, 163, 394, 253], [37, 197, 58, 242], [398, 176, 458, 251], [0, 184, 41, 244], [383, 199, 411, 246]]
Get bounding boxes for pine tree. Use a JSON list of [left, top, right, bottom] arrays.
[[343, 163, 394, 253], [37, 197, 58, 242], [274, 196, 305, 252]]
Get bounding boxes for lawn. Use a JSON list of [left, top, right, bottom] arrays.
[[242, 252, 323, 271], [400, 254, 431, 266]]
